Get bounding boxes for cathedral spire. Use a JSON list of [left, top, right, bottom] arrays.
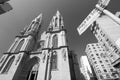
[[21, 13, 42, 35], [47, 11, 64, 31]]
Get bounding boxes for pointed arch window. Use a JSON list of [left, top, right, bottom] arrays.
[[27, 63, 39, 80], [15, 39, 24, 53], [51, 51, 57, 70], [0, 56, 5, 64], [59, 16, 61, 27], [1, 56, 15, 73], [52, 35, 58, 48], [0, 56, 9, 72], [27, 21, 35, 32], [55, 17, 57, 27], [37, 40, 45, 50], [9, 39, 18, 52]]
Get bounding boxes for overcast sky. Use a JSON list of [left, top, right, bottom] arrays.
[[0, 0, 120, 62]]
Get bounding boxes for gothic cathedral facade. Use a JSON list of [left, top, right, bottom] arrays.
[[0, 11, 80, 80]]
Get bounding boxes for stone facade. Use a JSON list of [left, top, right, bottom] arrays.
[[85, 43, 119, 80], [0, 11, 79, 80]]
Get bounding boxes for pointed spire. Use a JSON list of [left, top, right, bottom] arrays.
[[47, 10, 64, 31], [21, 13, 43, 35], [27, 13, 42, 31], [56, 10, 60, 17], [34, 13, 42, 24]]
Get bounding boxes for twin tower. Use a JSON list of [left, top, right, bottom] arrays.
[[0, 11, 80, 80]]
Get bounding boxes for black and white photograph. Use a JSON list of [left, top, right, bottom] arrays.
[[0, 0, 120, 80]]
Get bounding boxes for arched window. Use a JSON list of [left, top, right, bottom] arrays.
[[37, 41, 44, 50], [0, 56, 9, 72], [51, 51, 57, 70], [0, 56, 5, 64], [27, 63, 39, 80], [15, 39, 24, 52], [2, 56, 15, 73], [52, 35, 58, 48], [27, 21, 35, 32], [55, 17, 57, 27], [9, 39, 18, 52]]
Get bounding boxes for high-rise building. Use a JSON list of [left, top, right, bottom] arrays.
[[85, 43, 119, 80], [69, 50, 81, 80], [80, 56, 95, 80], [0, 11, 79, 80], [90, 14, 120, 67]]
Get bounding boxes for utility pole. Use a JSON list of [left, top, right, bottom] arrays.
[[77, 0, 120, 35]]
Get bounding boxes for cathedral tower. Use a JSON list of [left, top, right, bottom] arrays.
[[0, 13, 42, 80], [36, 11, 71, 80], [0, 11, 78, 80]]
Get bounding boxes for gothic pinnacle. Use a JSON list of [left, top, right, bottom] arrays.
[[34, 13, 42, 24]]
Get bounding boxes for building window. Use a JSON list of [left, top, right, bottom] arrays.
[[27, 63, 39, 80], [104, 69, 107, 72], [110, 55, 113, 57], [0, 56, 5, 64], [88, 48, 91, 50], [94, 50, 97, 52], [96, 53, 99, 56], [52, 35, 58, 48], [98, 70, 101, 73], [1, 56, 15, 73], [115, 50, 118, 53], [103, 34, 105, 37], [106, 38, 109, 41], [105, 60, 108, 62], [27, 21, 35, 32], [100, 75, 103, 79], [51, 51, 57, 70], [91, 54, 94, 56], [55, 17, 57, 27], [94, 61, 97, 64], [0, 56, 9, 72], [100, 61, 102, 63], [101, 65, 104, 67], [93, 58, 95, 60], [97, 57, 100, 59], [9, 40, 18, 52], [15, 39, 24, 53], [97, 46, 100, 48], [93, 47, 95, 49], [37, 40, 45, 51], [110, 69, 114, 72]]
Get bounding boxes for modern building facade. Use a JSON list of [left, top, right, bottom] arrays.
[[0, 11, 79, 80], [85, 43, 119, 80], [90, 14, 120, 67], [80, 56, 95, 80]]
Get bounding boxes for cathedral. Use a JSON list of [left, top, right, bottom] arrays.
[[0, 11, 80, 80]]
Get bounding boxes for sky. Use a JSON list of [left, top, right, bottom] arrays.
[[0, 0, 120, 63]]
